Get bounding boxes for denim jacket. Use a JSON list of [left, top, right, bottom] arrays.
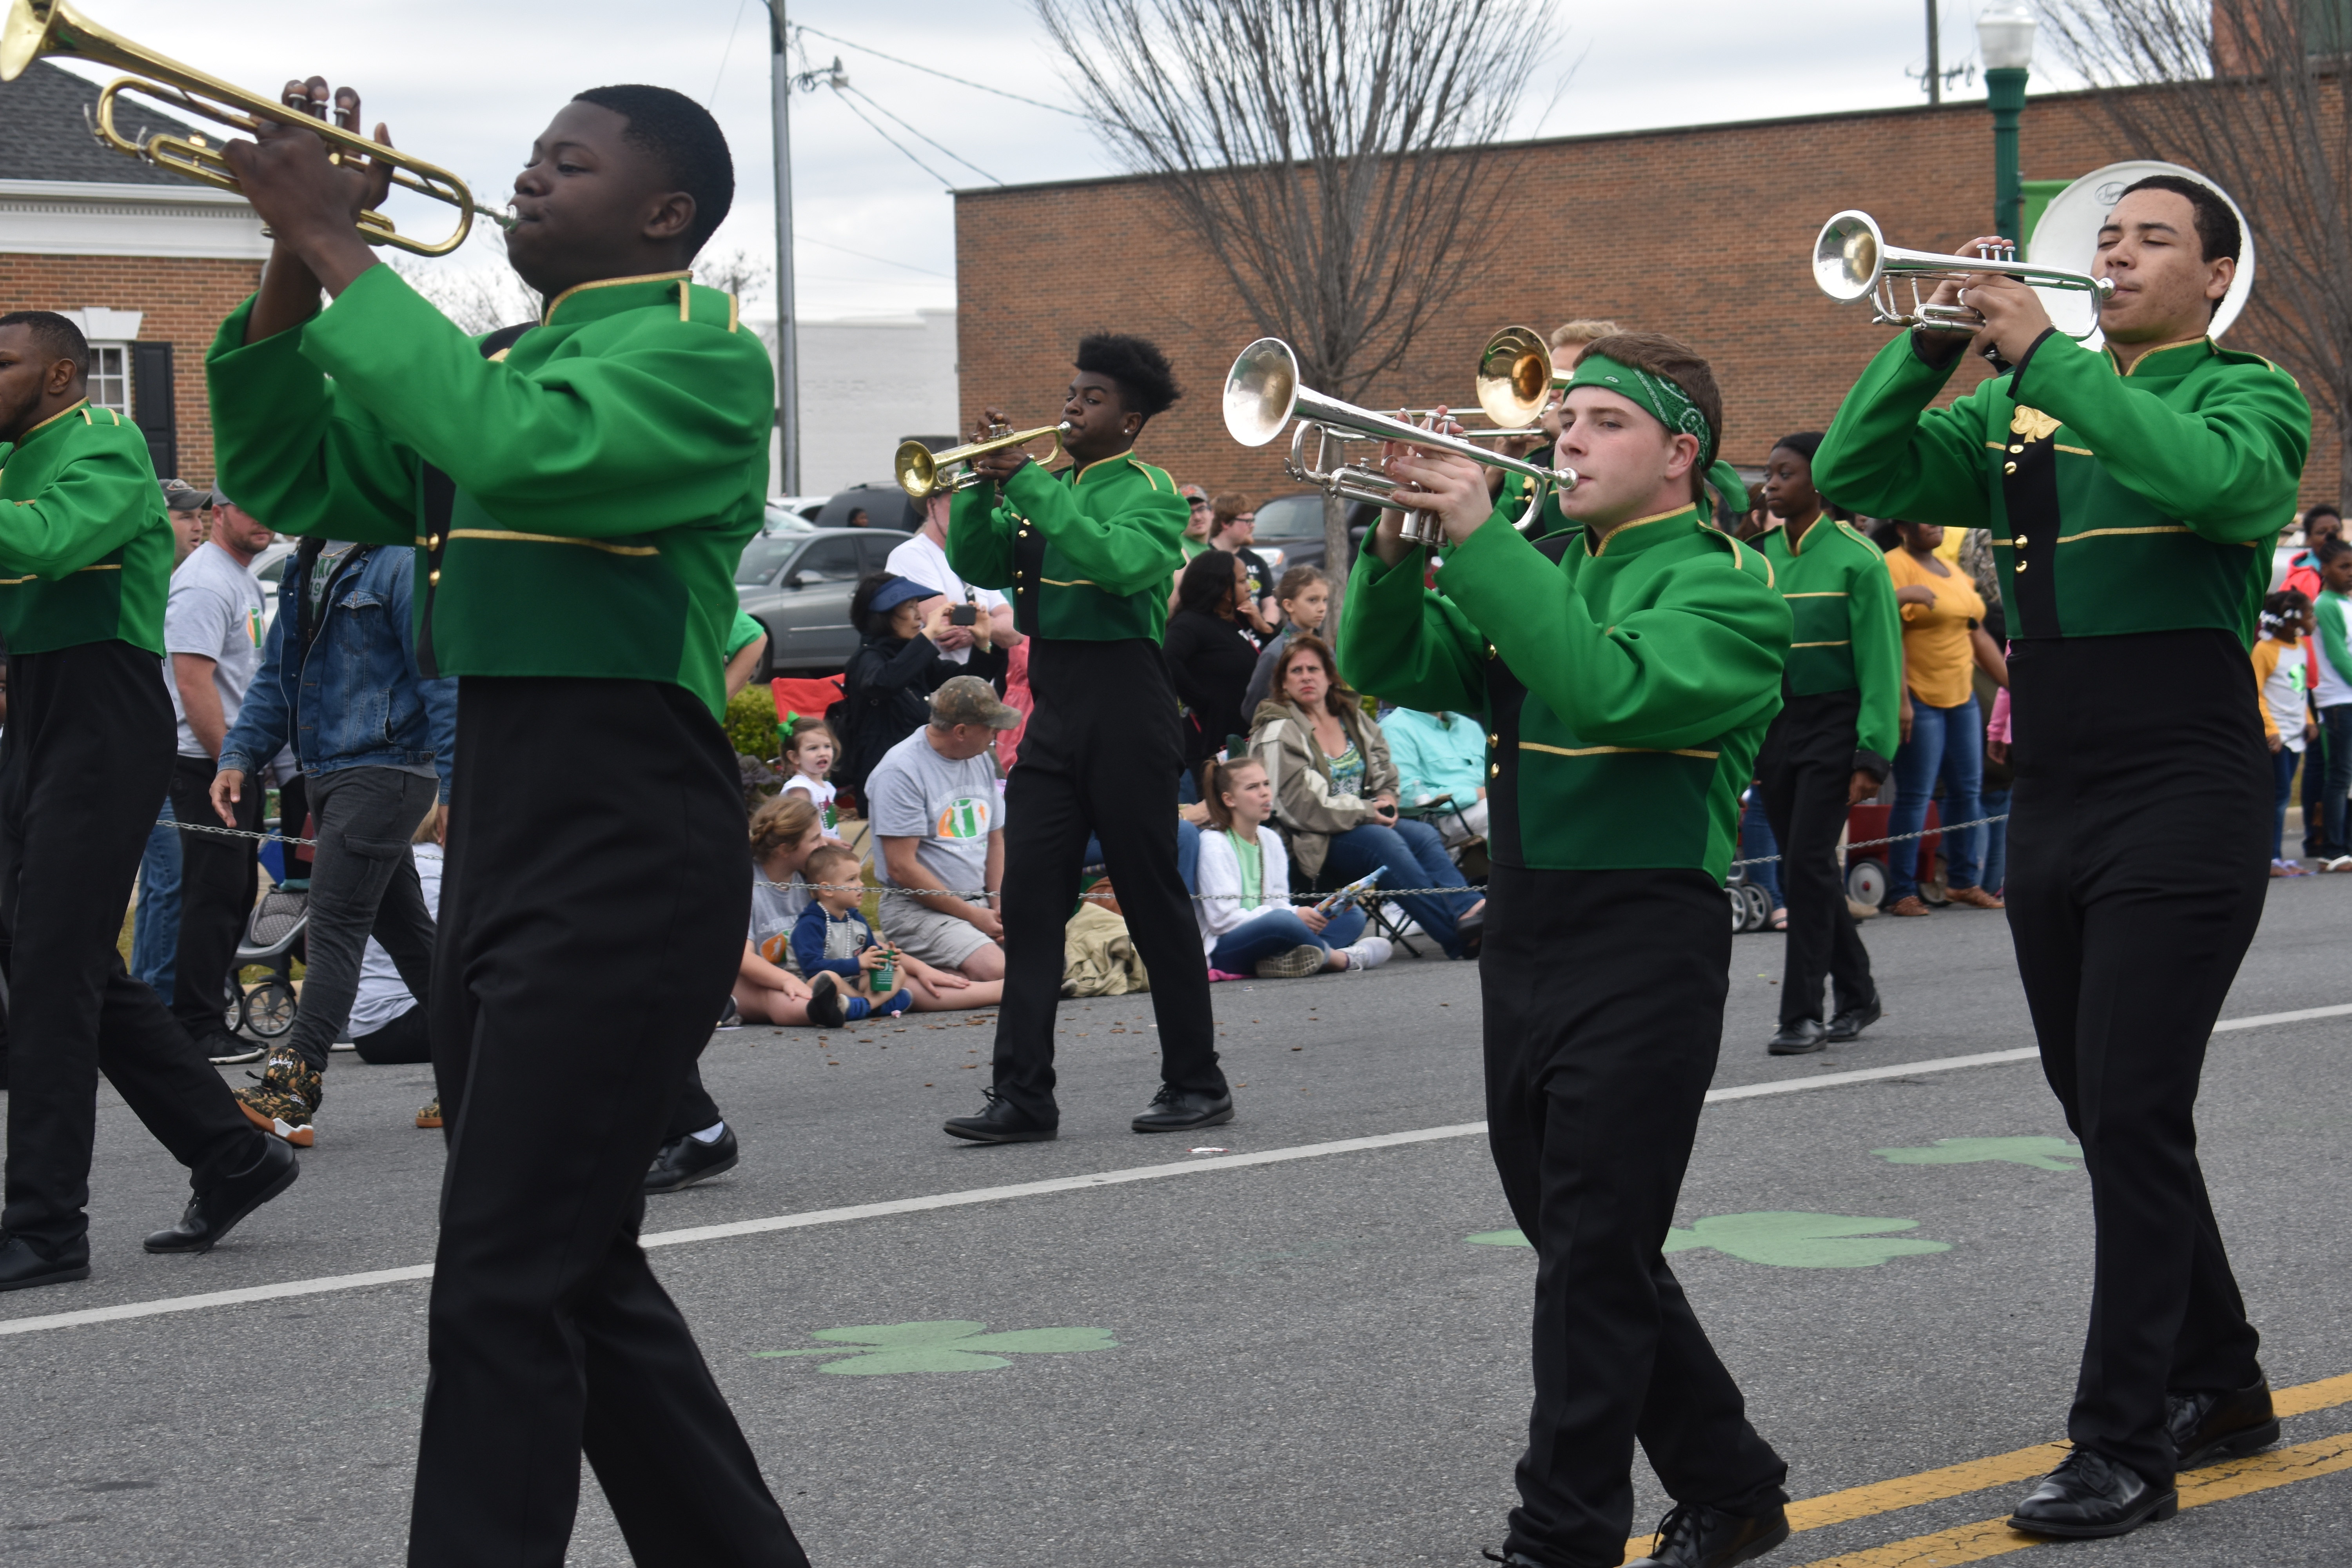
[[220, 542, 457, 797]]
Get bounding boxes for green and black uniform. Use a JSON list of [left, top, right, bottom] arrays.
[[1343, 501, 1792, 1565], [0, 400, 269, 1264], [208, 265, 808, 1567], [948, 452, 1224, 1122], [1817, 326, 2309, 1490], [1753, 514, 1903, 1029]]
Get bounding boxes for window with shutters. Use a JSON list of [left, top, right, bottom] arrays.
[[87, 344, 131, 417]]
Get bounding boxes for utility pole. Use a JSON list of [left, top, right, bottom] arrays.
[[1925, 0, 1942, 106], [767, 0, 800, 496]]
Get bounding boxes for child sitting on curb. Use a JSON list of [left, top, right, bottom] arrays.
[[791, 845, 915, 1020], [1194, 756, 1391, 979]]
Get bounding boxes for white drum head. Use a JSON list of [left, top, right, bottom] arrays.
[[2026, 160, 2254, 348]]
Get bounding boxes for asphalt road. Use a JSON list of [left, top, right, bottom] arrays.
[[3, 876, 2348, 1567]]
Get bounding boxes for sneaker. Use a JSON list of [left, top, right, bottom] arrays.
[[415, 1097, 443, 1130], [715, 995, 742, 1029], [876, 988, 915, 1016], [804, 971, 845, 1029], [1339, 936, 1393, 971], [1254, 944, 1328, 979], [233, 1055, 323, 1148], [201, 1031, 265, 1066]]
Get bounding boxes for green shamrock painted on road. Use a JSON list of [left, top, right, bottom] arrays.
[[753, 1320, 1118, 1374], [1467, 1212, 1952, 1269], [1874, 1136, 2086, 1171]]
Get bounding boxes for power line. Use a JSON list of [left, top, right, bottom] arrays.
[[826, 85, 956, 188], [707, 0, 751, 107], [799, 234, 953, 280], [793, 23, 1093, 121], [838, 82, 1002, 186]]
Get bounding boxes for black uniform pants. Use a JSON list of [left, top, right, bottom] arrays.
[[2005, 631, 2267, 1488], [1757, 690, 1875, 1027], [1485, 863, 1787, 1567], [168, 751, 261, 1042], [0, 642, 265, 1256], [410, 677, 804, 1568], [666, 1064, 722, 1142], [991, 637, 1222, 1124]]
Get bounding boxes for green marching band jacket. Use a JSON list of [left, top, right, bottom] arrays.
[[1814, 330, 2311, 646], [946, 452, 1189, 641], [1339, 501, 1792, 882], [1753, 515, 1905, 768], [0, 399, 172, 655], [206, 266, 774, 719]]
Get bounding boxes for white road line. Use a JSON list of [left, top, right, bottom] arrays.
[[3, 1001, 2341, 1340]]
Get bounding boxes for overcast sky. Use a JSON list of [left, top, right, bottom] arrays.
[[49, 0, 2086, 321]]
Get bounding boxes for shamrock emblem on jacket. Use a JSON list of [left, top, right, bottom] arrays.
[[1874, 1136, 2086, 1171], [754, 1320, 1118, 1374], [1470, 1211, 1951, 1269]]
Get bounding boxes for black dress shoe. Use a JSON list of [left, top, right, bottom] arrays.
[[1826, 993, 1882, 1042], [2169, 1375, 2280, 1468], [0, 1235, 91, 1293], [144, 1137, 298, 1254], [644, 1126, 740, 1194], [1627, 1501, 1791, 1567], [2008, 1448, 2176, 1538], [944, 1089, 1057, 1144], [1132, 1085, 1234, 1133], [1767, 1018, 1828, 1056]]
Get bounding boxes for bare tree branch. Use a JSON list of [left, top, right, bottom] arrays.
[[2041, 0, 2352, 495]]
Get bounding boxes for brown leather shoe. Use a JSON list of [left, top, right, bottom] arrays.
[[1947, 885, 2005, 909], [1886, 895, 1932, 916]]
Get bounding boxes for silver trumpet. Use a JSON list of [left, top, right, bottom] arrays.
[[1813, 209, 2115, 336], [1224, 330, 1577, 546]]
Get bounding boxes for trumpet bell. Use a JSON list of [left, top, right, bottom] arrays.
[[1475, 325, 1553, 429], [1224, 338, 1300, 448], [894, 441, 943, 498], [1815, 210, 1883, 303]]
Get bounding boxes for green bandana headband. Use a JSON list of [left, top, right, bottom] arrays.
[[1707, 461, 1749, 515], [1564, 350, 1719, 474]]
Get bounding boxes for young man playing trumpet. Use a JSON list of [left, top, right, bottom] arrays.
[[208, 78, 808, 1567], [1816, 175, 2305, 1540], [1342, 334, 1793, 1568]]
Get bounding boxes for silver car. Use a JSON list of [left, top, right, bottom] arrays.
[[735, 527, 915, 677]]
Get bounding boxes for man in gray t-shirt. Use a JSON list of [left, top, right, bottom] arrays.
[[162, 495, 273, 1058], [869, 676, 1019, 977]]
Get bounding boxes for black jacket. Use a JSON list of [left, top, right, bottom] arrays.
[[838, 631, 1005, 797], [1162, 609, 1260, 767]]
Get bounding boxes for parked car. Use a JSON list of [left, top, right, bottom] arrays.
[[736, 526, 915, 676], [1249, 491, 1375, 577], [766, 495, 832, 534], [249, 539, 298, 634], [815, 485, 922, 533]]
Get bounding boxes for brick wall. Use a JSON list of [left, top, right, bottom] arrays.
[[0, 252, 263, 484], [955, 91, 2339, 512]]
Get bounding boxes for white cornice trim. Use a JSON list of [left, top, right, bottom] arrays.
[[0, 178, 267, 260]]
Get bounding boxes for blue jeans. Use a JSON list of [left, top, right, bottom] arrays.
[[1978, 786, 2012, 895], [129, 795, 182, 997], [1321, 817, 1479, 956], [1889, 694, 1984, 901], [1740, 788, 1782, 908], [2273, 745, 2304, 861], [2323, 704, 2352, 852], [1083, 818, 1201, 890], [1208, 907, 1368, 972]]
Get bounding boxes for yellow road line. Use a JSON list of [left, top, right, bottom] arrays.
[[1619, 1371, 2352, 1563], [1787, 1430, 2352, 1566]]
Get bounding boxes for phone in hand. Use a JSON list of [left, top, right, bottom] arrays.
[[949, 603, 978, 626]]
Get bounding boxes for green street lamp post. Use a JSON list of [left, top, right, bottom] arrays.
[[1978, 5, 2037, 245]]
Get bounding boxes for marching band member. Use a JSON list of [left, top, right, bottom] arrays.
[[207, 80, 808, 1566], [942, 335, 1233, 1142], [1815, 175, 2304, 1540], [1751, 432, 1902, 1053], [1342, 334, 1794, 1568], [0, 310, 296, 1291]]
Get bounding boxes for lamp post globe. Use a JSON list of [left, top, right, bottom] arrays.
[[1979, 5, 2036, 244]]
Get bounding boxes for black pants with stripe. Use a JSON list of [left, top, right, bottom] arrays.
[[1757, 690, 1876, 1028], [990, 637, 1223, 1124], [2004, 630, 2267, 1488], [0, 641, 264, 1257], [410, 677, 804, 1568], [1485, 863, 1788, 1566]]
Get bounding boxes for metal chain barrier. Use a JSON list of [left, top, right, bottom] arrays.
[[163, 811, 2013, 903]]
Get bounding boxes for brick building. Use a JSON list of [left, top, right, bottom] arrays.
[[955, 88, 2339, 510], [1, 61, 267, 484]]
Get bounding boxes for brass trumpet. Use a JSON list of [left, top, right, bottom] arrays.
[[894, 423, 1071, 499], [1813, 209, 2115, 336], [0, 0, 510, 256], [1227, 330, 1576, 546]]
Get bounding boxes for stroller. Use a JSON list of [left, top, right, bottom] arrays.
[[225, 884, 307, 1041]]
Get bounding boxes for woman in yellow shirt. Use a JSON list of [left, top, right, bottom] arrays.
[[1884, 521, 2009, 914]]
